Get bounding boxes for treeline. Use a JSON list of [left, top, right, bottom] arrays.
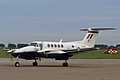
[[0, 43, 120, 50], [0, 43, 29, 49], [95, 44, 120, 50]]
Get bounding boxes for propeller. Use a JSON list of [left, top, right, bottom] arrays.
[[6, 49, 16, 62]]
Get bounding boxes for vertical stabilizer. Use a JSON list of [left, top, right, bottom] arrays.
[[81, 27, 116, 47]]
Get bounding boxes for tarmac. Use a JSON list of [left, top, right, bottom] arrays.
[[0, 58, 120, 80]]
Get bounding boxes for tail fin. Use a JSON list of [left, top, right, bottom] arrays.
[[81, 27, 116, 47]]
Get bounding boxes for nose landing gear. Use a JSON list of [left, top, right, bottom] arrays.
[[15, 62, 20, 67], [15, 56, 20, 67]]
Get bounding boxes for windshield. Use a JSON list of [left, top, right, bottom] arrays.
[[30, 43, 37, 46]]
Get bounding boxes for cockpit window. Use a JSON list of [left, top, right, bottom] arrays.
[[30, 43, 37, 46]]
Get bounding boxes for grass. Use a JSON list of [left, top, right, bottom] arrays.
[[0, 49, 13, 58], [0, 49, 120, 59], [71, 50, 120, 59]]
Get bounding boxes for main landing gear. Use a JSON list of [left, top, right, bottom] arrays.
[[32, 58, 38, 66], [63, 60, 68, 67]]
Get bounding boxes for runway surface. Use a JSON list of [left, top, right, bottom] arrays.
[[0, 58, 120, 80]]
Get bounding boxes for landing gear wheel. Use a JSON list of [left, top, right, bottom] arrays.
[[15, 62, 20, 67], [33, 62, 38, 66], [63, 62, 68, 67]]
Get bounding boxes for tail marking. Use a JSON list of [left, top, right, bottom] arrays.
[[86, 34, 94, 40]]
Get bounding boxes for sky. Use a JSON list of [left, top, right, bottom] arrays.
[[0, 0, 120, 45]]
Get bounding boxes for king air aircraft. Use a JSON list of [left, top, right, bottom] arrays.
[[8, 27, 116, 67]]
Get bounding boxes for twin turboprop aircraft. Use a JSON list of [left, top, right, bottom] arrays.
[[8, 27, 116, 67]]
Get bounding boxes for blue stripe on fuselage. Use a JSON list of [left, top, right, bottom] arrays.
[[12, 52, 40, 59], [12, 48, 95, 60]]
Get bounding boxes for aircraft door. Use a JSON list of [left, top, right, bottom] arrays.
[[39, 43, 43, 50]]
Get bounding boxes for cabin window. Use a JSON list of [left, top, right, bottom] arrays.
[[54, 44, 57, 48], [61, 45, 64, 48], [51, 44, 53, 47], [72, 45, 74, 48], [47, 44, 50, 47], [58, 44, 60, 48]]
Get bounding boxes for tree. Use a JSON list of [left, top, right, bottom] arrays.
[[0, 44, 5, 49], [8, 44, 16, 49], [116, 44, 120, 48], [17, 44, 29, 48], [108, 45, 116, 49], [94, 44, 108, 49]]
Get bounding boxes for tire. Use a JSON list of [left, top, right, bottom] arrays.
[[33, 62, 38, 66], [15, 62, 20, 67], [63, 63, 68, 67]]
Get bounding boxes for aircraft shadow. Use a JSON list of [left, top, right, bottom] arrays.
[[0, 64, 112, 68]]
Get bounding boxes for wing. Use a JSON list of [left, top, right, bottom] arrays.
[[37, 48, 96, 56], [63, 48, 97, 56], [37, 49, 66, 54], [37, 48, 97, 60]]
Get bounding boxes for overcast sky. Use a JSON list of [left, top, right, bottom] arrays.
[[0, 0, 120, 45]]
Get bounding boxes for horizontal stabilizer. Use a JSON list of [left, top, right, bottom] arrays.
[[80, 27, 116, 31]]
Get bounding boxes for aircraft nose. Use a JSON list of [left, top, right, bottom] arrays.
[[7, 50, 12, 53], [7, 49, 16, 53]]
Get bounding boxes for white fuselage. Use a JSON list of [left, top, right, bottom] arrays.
[[29, 41, 89, 54]]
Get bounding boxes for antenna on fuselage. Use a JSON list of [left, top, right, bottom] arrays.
[[60, 39, 63, 43]]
